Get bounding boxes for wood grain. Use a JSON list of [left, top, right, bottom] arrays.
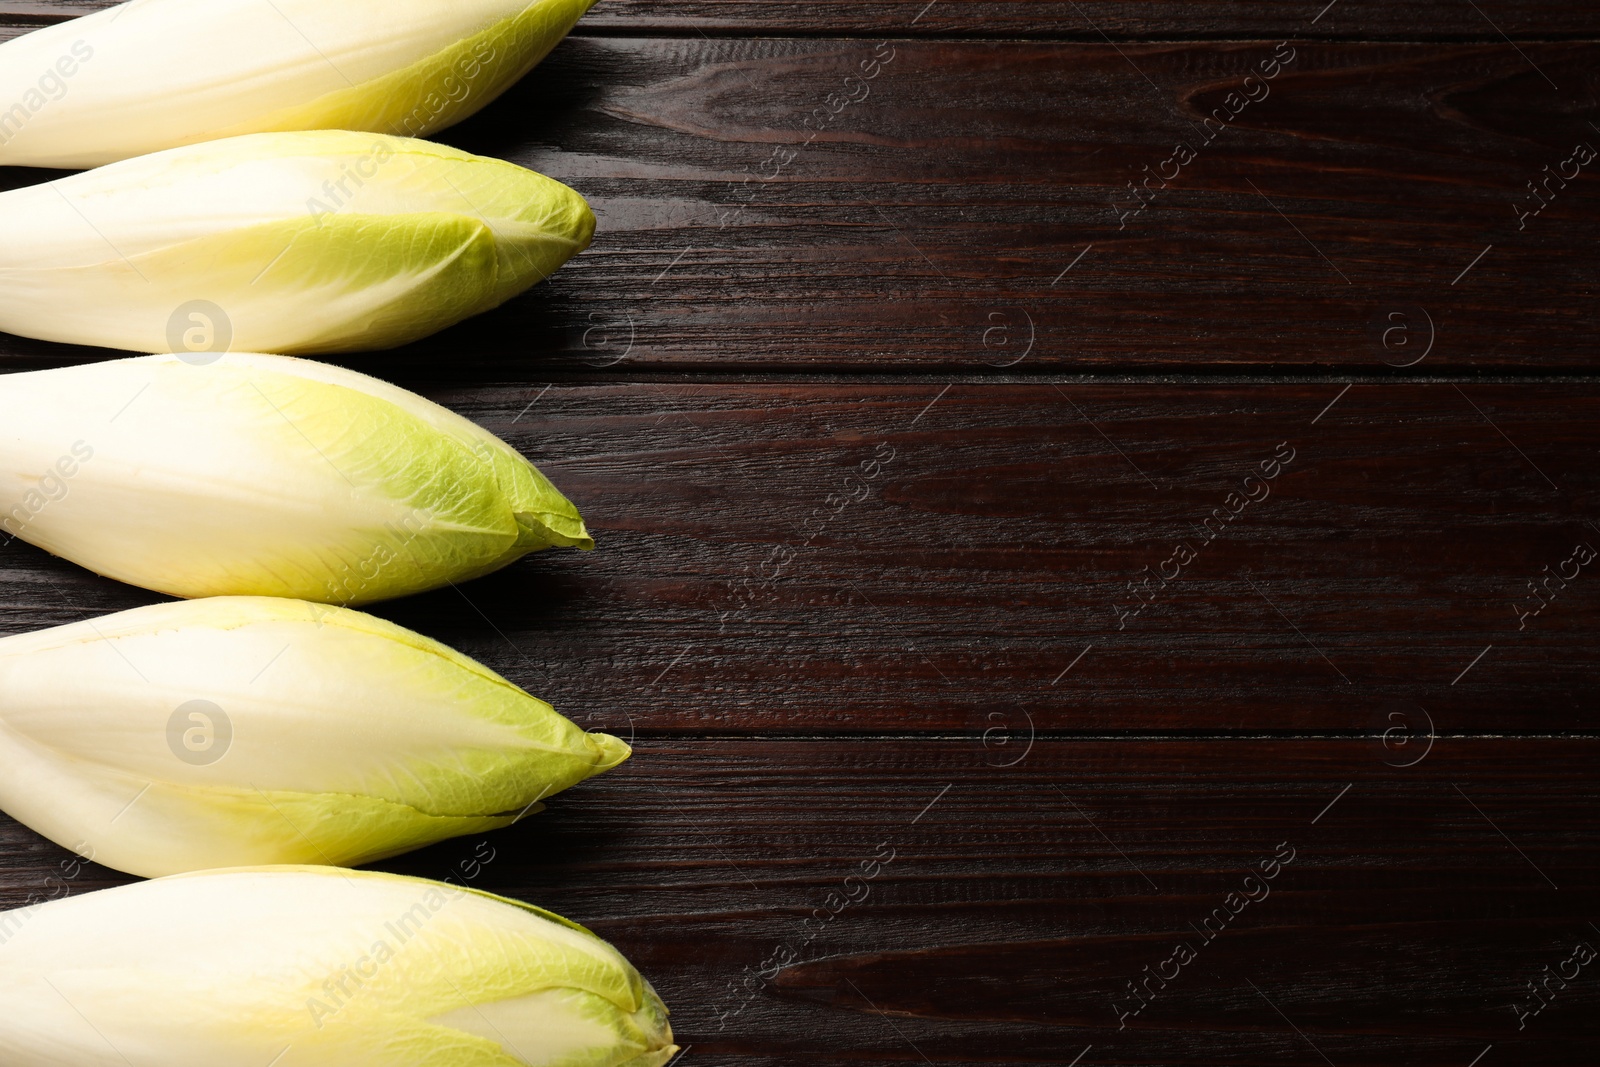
[[5, 37, 1599, 371], [4, 1, 1600, 39], [434, 37, 1600, 373], [3, 739, 1595, 1063], [2, 382, 1594, 733]]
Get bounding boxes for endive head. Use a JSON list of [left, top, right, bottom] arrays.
[[0, 131, 595, 353], [0, 867, 676, 1067], [0, 597, 630, 878], [0, 352, 590, 603], [0, 0, 599, 168]]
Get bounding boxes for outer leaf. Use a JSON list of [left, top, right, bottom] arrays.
[[0, 867, 676, 1067], [0, 598, 629, 877], [0, 0, 597, 169], [0, 352, 590, 603], [0, 132, 594, 354]]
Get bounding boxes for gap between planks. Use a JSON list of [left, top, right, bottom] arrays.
[[620, 731, 1600, 742]]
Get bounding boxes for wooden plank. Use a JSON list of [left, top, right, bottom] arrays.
[[4, 1, 1600, 39], [2, 381, 1595, 732], [3, 739, 1596, 1062], [4, 38, 1597, 371]]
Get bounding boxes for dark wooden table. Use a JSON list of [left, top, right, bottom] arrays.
[[3, 2, 1598, 1064]]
